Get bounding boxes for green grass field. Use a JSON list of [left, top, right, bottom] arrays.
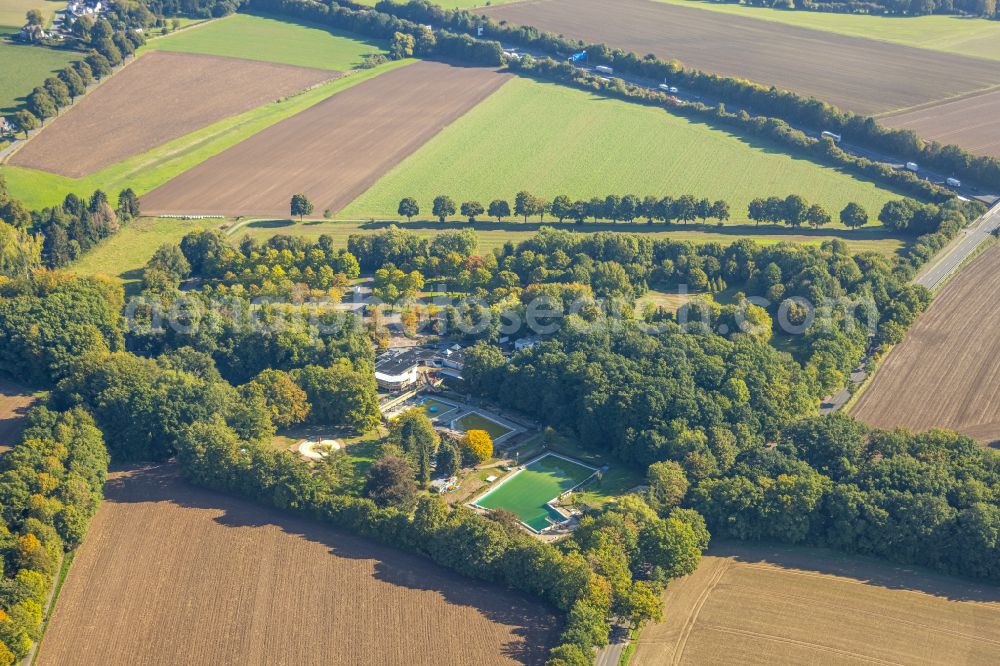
[[0, 0, 63, 30], [474, 454, 596, 531], [654, 0, 1000, 62], [1, 59, 413, 209], [144, 13, 387, 71], [340, 77, 906, 226], [0, 38, 78, 113]]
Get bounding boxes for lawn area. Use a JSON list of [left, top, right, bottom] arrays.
[[68, 216, 222, 291], [455, 412, 512, 440], [653, 0, 1000, 62], [0, 0, 63, 30], [0, 38, 78, 113], [474, 453, 596, 531], [271, 425, 385, 479], [144, 12, 387, 71], [637, 289, 693, 314], [340, 77, 908, 226], [1, 59, 413, 209]]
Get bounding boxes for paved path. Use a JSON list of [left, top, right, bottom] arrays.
[[914, 200, 1000, 291]]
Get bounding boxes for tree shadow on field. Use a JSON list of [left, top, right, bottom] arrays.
[[105, 463, 560, 666], [710, 540, 1000, 604]]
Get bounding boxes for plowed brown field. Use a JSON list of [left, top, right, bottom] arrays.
[[482, 0, 1000, 116], [8, 51, 335, 177], [632, 541, 1000, 666], [881, 88, 1000, 159], [851, 243, 1000, 445], [0, 379, 35, 454], [140, 61, 510, 217], [38, 465, 557, 665]]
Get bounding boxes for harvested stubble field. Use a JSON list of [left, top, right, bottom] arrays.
[[881, 88, 1000, 159], [481, 0, 1000, 116], [0, 379, 36, 454], [140, 61, 510, 217], [851, 243, 1000, 445], [8, 51, 336, 177], [38, 464, 558, 666], [632, 541, 1000, 666]]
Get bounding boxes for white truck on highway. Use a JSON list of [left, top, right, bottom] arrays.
[[821, 131, 842, 144], [947, 177, 962, 188], [658, 83, 679, 93], [906, 162, 920, 172], [594, 65, 613, 75]]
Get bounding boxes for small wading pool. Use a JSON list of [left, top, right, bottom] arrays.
[[473, 454, 597, 532]]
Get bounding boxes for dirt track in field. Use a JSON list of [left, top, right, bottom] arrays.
[[0, 380, 35, 454], [141, 61, 510, 217], [8, 51, 335, 177], [851, 243, 1000, 445], [38, 464, 557, 666], [632, 541, 1000, 666], [482, 0, 1000, 116], [881, 87, 1000, 159]]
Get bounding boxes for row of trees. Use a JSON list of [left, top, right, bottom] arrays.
[[0, 407, 109, 662], [400, 192, 732, 225]]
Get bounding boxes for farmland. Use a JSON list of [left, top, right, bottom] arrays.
[[141, 61, 511, 217], [881, 88, 1000, 159], [481, 0, 1000, 116], [851, 243, 1000, 445], [9, 51, 336, 177], [0, 380, 36, 454], [145, 13, 386, 71], [0, 38, 77, 113], [340, 77, 906, 224], [1, 60, 411, 209], [632, 541, 1000, 665], [650, 0, 1000, 62], [38, 465, 559, 665]]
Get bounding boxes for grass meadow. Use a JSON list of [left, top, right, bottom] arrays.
[[0, 0, 63, 30], [653, 0, 1000, 62], [354, 0, 521, 8], [144, 13, 387, 71], [1, 59, 413, 209], [0, 39, 78, 113], [340, 77, 906, 226]]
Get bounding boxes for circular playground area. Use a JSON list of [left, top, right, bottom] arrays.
[[297, 438, 343, 461]]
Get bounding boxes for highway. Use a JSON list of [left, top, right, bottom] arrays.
[[914, 200, 1000, 291]]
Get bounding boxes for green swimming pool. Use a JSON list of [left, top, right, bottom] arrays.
[[474, 454, 596, 531]]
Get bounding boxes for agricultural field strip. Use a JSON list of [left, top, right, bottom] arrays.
[[850, 243, 1000, 442], [880, 87, 1000, 158], [140, 61, 512, 217], [1, 60, 413, 209], [649, 0, 1000, 62], [633, 542, 1000, 665], [38, 465, 559, 665], [481, 0, 1000, 116], [8, 50, 337, 177]]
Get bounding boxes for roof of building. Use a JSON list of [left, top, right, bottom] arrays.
[[375, 347, 428, 377]]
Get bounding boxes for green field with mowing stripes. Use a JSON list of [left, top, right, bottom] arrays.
[[341, 77, 906, 226], [475, 454, 596, 531], [145, 13, 386, 71]]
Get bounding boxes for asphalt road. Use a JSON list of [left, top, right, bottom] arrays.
[[914, 200, 1000, 291]]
